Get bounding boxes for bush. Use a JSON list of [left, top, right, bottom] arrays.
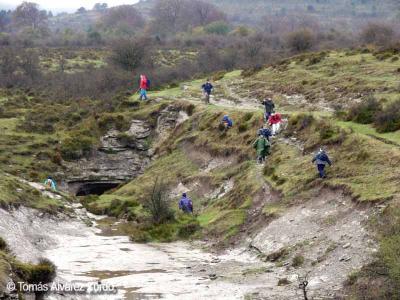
[[29, 258, 57, 284], [145, 178, 174, 225], [374, 100, 400, 133], [346, 96, 382, 124], [292, 255, 305, 268], [361, 23, 394, 46], [288, 113, 315, 132], [61, 133, 96, 160], [177, 218, 201, 238], [204, 21, 230, 36], [13, 258, 56, 285], [286, 29, 314, 53], [110, 38, 150, 71], [97, 114, 130, 132], [0, 237, 8, 251]]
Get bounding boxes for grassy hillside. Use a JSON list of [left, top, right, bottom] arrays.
[[79, 48, 400, 245]]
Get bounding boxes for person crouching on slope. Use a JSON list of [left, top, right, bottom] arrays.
[[268, 112, 282, 136], [253, 132, 270, 164], [221, 115, 233, 130], [179, 193, 193, 214], [44, 176, 57, 191], [312, 148, 332, 179]]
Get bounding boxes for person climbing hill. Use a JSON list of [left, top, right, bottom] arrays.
[[138, 74, 150, 101], [253, 133, 270, 164], [201, 79, 214, 104], [258, 125, 272, 141], [312, 148, 332, 179], [262, 98, 275, 122], [268, 112, 282, 136], [179, 193, 193, 214], [44, 176, 57, 191], [221, 115, 233, 130]]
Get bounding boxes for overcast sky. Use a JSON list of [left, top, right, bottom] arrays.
[[0, 0, 139, 12]]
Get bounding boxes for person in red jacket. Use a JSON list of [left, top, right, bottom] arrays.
[[139, 74, 149, 100], [268, 113, 282, 135]]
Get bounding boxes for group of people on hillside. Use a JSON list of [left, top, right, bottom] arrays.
[[252, 97, 283, 164]]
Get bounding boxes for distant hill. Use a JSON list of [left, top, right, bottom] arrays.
[[134, 0, 400, 27]]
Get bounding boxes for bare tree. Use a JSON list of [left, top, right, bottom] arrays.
[[189, 0, 225, 26], [361, 23, 394, 46], [100, 5, 145, 31], [13, 2, 47, 30], [151, 0, 184, 33], [93, 3, 108, 11], [286, 29, 315, 52]]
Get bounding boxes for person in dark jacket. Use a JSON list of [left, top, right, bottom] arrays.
[[221, 115, 233, 130], [312, 148, 332, 178], [258, 126, 273, 141], [201, 79, 214, 104], [262, 98, 275, 122], [179, 193, 193, 213]]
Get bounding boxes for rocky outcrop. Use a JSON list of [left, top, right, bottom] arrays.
[[156, 106, 189, 137], [64, 108, 188, 195], [64, 119, 153, 194]]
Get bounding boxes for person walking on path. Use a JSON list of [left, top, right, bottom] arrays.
[[138, 74, 150, 101], [262, 98, 275, 122], [258, 125, 273, 141], [179, 193, 193, 214], [312, 148, 332, 178], [253, 133, 270, 164], [202, 79, 214, 104], [268, 112, 282, 136]]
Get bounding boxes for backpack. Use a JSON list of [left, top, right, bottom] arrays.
[[146, 78, 151, 88]]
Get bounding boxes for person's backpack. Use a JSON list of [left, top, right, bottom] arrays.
[[146, 78, 151, 88]]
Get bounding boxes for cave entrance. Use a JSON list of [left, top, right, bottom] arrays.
[[75, 182, 121, 196]]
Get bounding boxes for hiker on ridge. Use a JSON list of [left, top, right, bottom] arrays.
[[312, 148, 332, 179], [179, 193, 193, 214], [44, 176, 57, 191], [138, 74, 150, 101], [253, 132, 270, 164], [201, 79, 214, 104], [262, 98, 275, 122]]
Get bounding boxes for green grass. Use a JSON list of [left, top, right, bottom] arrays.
[[264, 114, 400, 202], [336, 121, 400, 146], [0, 172, 65, 213]]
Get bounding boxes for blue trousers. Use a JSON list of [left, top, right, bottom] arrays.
[[317, 164, 326, 178], [139, 89, 147, 100]]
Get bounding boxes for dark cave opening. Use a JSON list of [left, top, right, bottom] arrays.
[[75, 182, 121, 196]]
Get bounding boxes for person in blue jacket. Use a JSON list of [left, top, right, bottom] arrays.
[[312, 148, 332, 178], [201, 79, 214, 104], [221, 115, 233, 130], [179, 193, 193, 214], [258, 125, 273, 141]]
